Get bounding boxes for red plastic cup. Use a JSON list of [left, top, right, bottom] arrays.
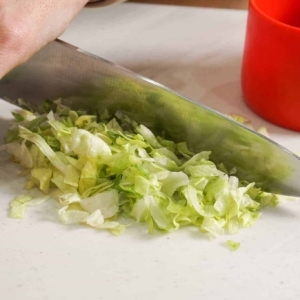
[[242, 0, 300, 131]]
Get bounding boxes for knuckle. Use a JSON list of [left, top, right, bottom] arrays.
[[0, 15, 33, 59]]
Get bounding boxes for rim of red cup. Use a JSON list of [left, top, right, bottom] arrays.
[[251, 0, 300, 32]]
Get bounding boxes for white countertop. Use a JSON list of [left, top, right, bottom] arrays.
[[1, 3, 300, 300]]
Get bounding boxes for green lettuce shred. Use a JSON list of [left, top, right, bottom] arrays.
[[226, 240, 241, 251], [9, 195, 33, 219]]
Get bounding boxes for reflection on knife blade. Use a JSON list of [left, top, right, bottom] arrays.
[[0, 39, 300, 196]]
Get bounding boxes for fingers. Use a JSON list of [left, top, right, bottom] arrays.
[[0, 0, 88, 79], [0, 12, 33, 78]]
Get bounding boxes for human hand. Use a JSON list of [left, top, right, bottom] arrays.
[[0, 0, 89, 79]]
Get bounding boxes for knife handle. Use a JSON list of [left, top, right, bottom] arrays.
[[86, 0, 126, 7]]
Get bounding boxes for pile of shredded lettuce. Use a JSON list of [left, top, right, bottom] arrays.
[[0, 99, 284, 237]]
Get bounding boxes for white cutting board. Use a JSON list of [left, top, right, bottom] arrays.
[[1, 3, 300, 300]]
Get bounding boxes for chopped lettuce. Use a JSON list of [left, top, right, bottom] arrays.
[[1, 100, 289, 237], [9, 195, 33, 219], [226, 240, 241, 251]]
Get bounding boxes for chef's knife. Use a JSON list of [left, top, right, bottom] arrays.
[[0, 39, 299, 196]]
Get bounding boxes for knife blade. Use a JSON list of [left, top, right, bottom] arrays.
[[0, 39, 299, 196]]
